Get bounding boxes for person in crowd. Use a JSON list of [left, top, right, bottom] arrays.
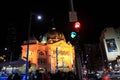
[[7, 72, 20, 80]]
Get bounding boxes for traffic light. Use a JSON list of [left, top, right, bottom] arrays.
[[74, 21, 81, 32], [71, 31, 77, 38], [70, 21, 81, 39]]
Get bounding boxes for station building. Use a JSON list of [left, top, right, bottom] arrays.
[[21, 29, 75, 73]]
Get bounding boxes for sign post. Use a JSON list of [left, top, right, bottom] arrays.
[[69, 11, 78, 22]]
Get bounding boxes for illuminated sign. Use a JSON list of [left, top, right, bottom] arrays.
[[105, 39, 118, 52], [104, 38, 120, 61]]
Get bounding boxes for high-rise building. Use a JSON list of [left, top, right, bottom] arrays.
[[100, 26, 120, 70], [5, 24, 17, 61]]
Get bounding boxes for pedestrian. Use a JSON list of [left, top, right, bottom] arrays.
[[7, 72, 20, 80]]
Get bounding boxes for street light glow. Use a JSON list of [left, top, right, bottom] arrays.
[[37, 15, 42, 20]]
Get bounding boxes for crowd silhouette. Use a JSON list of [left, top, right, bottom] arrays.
[[7, 72, 21, 80], [30, 70, 79, 80], [7, 69, 80, 80]]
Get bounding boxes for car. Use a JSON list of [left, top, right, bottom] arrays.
[[86, 74, 98, 80], [110, 72, 120, 80], [95, 71, 103, 79]]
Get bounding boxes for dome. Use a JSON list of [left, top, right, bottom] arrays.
[[40, 27, 66, 44]]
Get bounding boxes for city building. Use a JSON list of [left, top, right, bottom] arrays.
[[83, 43, 102, 72], [4, 25, 17, 62], [100, 26, 120, 70], [21, 29, 75, 73]]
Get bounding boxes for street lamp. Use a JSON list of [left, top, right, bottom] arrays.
[[25, 12, 42, 80], [37, 15, 42, 20]]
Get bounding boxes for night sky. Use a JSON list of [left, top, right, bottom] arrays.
[[0, 1, 120, 48]]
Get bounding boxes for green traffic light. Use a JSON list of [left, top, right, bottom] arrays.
[[71, 31, 77, 38]]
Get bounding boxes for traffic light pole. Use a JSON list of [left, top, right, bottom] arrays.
[[69, 0, 83, 79], [74, 32, 83, 80]]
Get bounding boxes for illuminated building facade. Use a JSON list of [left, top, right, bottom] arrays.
[[100, 27, 120, 61], [100, 27, 120, 70], [21, 30, 75, 73]]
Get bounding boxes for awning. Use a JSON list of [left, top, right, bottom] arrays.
[[0, 59, 26, 67]]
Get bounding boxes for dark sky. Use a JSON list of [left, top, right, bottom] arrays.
[[0, 1, 120, 48]]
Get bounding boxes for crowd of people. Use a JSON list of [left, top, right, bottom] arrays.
[[7, 72, 21, 80], [7, 70, 79, 80], [29, 70, 79, 80]]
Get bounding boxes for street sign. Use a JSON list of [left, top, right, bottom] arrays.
[[69, 11, 78, 22]]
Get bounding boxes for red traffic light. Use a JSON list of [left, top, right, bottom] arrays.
[[75, 22, 80, 28], [74, 21, 81, 32]]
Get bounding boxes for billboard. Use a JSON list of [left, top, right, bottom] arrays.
[[106, 39, 118, 52], [104, 38, 120, 61]]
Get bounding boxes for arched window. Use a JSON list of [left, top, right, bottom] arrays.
[[39, 51, 44, 56]]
